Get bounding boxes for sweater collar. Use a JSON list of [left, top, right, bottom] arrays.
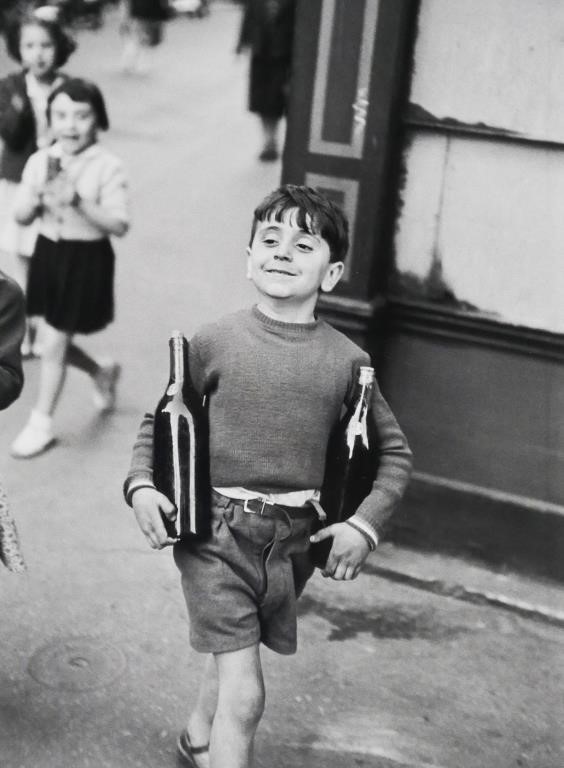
[[252, 304, 319, 335]]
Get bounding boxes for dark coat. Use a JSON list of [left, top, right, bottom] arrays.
[[129, 0, 168, 21], [238, 0, 296, 60], [0, 72, 36, 183], [0, 271, 24, 411]]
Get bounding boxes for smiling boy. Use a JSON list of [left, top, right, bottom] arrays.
[[124, 185, 412, 768]]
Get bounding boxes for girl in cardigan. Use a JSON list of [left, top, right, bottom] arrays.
[[10, 78, 130, 459], [0, 5, 76, 355]]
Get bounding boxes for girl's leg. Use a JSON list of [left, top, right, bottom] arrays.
[[34, 323, 71, 417], [10, 324, 69, 458], [66, 343, 121, 412], [209, 644, 265, 768]]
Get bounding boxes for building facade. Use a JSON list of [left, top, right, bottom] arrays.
[[283, 0, 564, 580]]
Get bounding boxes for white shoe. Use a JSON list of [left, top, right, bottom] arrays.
[[11, 411, 55, 459], [92, 362, 121, 412]]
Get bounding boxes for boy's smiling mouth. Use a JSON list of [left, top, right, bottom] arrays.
[[265, 268, 297, 276]]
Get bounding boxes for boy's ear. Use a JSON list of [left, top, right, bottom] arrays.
[[320, 261, 345, 293], [245, 246, 252, 279]]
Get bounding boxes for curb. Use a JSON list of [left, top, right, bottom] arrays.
[[364, 562, 564, 630]]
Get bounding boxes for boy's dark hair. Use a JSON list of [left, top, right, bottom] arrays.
[[5, 8, 77, 68], [47, 77, 110, 131], [250, 185, 349, 263]]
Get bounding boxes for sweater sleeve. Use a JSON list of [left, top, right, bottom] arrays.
[[347, 378, 413, 541], [0, 77, 35, 151], [123, 412, 155, 505], [0, 275, 25, 410]]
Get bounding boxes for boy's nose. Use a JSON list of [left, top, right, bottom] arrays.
[[274, 240, 292, 260]]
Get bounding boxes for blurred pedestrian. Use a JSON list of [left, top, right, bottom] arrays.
[[10, 78, 130, 459], [236, 0, 295, 162], [118, 0, 168, 74], [0, 270, 26, 573], [0, 5, 77, 356]]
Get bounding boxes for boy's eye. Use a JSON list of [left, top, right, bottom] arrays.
[[262, 236, 279, 246], [296, 241, 313, 252]]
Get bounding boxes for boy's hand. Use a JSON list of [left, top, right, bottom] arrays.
[[310, 522, 371, 580], [131, 487, 178, 549]]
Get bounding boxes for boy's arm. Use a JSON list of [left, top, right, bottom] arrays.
[[123, 413, 177, 549], [0, 275, 25, 410], [348, 380, 413, 542]]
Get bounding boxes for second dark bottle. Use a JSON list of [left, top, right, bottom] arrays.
[[310, 366, 378, 569]]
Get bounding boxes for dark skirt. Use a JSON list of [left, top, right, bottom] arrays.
[[249, 56, 291, 119], [27, 235, 115, 334]]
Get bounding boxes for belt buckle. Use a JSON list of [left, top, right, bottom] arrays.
[[243, 497, 269, 515]]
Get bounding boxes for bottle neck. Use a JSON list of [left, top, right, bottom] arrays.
[[345, 375, 374, 457], [167, 333, 186, 394]]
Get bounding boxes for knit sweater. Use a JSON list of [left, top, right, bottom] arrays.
[[124, 306, 413, 538]]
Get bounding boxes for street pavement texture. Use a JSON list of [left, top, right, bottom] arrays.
[[1, 5, 564, 767]]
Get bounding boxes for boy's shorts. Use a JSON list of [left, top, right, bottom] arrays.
[[173, 490, 316, 655]]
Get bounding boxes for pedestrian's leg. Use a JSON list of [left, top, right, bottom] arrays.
[[66, 343, 121, 412], [10, 323, 69, 457], [34, 323, 70, 416], [12, 253, 33, 355], [259, 116, 279, 161], [209, 644, 265, 768]]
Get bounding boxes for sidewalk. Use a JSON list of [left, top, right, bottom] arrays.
[[368, 543, 564, 629]]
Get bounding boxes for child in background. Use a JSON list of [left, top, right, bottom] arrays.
[[0, 5, 76, 355], [124, 185, 412, 768], [10, 77, 129, 459]]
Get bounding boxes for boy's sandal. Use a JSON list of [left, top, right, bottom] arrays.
[[176, 728, 209, 767]]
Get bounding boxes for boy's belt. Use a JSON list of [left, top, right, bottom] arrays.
[[239, 496, 317, 521]]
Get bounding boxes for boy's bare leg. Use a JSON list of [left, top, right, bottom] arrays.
[[186, 654, 218, 764], [209, 644, 265, 768]]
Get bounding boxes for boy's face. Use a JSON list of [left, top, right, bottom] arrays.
[[246, 209, 344, 309]]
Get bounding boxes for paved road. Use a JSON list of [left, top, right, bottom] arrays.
[[1, 5, 563, 767]]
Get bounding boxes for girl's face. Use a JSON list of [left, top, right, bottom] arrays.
[[19, 24, 57, 80], [50, 93, 98, 155]]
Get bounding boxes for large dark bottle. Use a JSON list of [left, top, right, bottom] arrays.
[[152, 331, 211, 540], [310, 366, 378, 569]]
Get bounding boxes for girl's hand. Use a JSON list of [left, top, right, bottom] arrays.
[[14, 186, 42, 225], [42, 175, 77, 211], [131, 487, 178, 550], [310, 522, 371, 580]]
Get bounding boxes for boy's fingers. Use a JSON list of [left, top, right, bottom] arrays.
[[310, 525, 334, 543]]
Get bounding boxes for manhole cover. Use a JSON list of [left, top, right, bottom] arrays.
[[28, 636, 126, 691]]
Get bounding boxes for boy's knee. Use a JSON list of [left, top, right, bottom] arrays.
[[221, 676, 265, 727]]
